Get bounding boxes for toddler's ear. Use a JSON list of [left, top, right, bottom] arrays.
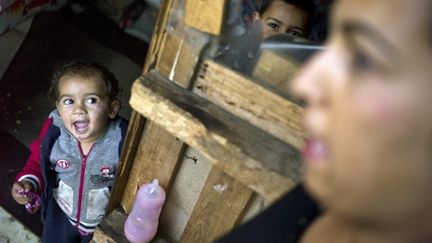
[[109, 100, 121, 119], [55, 102, 62, 117]]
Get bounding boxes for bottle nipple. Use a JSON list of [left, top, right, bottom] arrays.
[[146, 179, 160, 198]]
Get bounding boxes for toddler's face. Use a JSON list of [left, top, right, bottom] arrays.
[[56, 76, 119, 145]]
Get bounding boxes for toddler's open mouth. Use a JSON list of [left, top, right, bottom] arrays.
[[73, 120, 89, 134]]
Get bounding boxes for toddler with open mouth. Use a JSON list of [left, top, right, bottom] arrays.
[[11, 60, 128, 242]]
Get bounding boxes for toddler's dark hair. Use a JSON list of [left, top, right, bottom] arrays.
[[47, 60, 122, 104]]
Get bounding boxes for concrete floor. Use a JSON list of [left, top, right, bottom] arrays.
[[0, 207, 40, 243]]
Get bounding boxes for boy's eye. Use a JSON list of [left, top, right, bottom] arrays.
[[63, 99, 74, 105], [287, 30, 304, 37], [86, 97, 98, 104], [267, 22, 280, 32]]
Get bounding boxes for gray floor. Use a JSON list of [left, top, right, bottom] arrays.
[[0, 207, 40, 243]]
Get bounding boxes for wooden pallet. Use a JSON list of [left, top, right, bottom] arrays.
[[92, 0, 306, 242]]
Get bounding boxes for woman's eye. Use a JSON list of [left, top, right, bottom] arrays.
[[267, 22, 280, 31], [352, 50, 374, 71], [63, 99, 74, 105], [86, 97, 98, 104]]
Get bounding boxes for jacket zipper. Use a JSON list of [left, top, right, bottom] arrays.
[[76, 142, 94, 232]]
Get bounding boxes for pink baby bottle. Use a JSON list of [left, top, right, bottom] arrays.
[[124, 179, 166, 243]]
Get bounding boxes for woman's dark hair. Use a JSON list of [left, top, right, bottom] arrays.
[[47, 60, 122, 104]]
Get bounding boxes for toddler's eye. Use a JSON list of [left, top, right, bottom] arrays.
[[62, 99, 74, 105], [86, 97, 98, 104]]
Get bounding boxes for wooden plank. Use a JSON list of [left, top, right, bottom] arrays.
[[252, 50, 299, 93], [155, 31, 209, 88], [121, 121, 185, 212], [158, 147, 212, 242], [130, 72, 301, 202], [155, 1, 213, 88], [92, 229, 117, 243], [193, 60, 306, 150], [107, 0, 176, 213], [181, 168, 253, 242], [142, 0, 174, 74], [107, 111, 146, 213], [93, 208, 129, 243], [184, 0, 226, 35], [155, 33, 194, 88]]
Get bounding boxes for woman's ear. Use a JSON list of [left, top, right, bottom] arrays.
[[109, 100, 121, 119], [252, 11, 261, 22]]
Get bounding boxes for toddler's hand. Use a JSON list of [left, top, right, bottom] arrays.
[[11, 181, 34, 205]]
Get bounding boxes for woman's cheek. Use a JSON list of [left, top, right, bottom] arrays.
[[354, 87, 402, 129]]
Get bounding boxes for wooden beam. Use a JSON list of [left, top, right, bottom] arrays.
[[184, 0, 226, 35], [130, 72, 302, 202], [93, 208, 129, 243], [252, 50, 299, 93], [121, 122, 185, 212], [142, 0, 174, 74], [180, 168, 253, 242], [155, 32, 201, 88], [193, 60, 306, 150], [107, 111, 146, 213], [107, 0, 176, 213]]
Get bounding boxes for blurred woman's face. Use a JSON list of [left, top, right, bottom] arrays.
[[292, 0, 432, 227]]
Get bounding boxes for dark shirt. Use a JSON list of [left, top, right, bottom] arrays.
[[216, 184, 321, 243]]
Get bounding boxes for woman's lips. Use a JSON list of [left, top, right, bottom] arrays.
[[303, 137, 328, 162]]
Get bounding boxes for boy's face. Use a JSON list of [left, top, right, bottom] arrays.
[[56, 76, 119, 145], [253, 0, 310, 40]]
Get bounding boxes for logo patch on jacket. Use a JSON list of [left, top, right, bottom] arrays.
[[99, 165, 114, 178], [56, 159, 70, 169], [90, 165, 115, 187]]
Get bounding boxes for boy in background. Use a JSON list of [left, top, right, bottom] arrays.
[[251, 0, 315, 40]]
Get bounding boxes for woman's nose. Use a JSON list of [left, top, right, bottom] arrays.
[[291, 50, 329, 107]]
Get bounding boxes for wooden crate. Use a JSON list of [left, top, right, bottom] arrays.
[[92, 0, 305, 242]]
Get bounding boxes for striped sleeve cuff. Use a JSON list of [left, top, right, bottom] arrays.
[[18, 175, 40, 192]]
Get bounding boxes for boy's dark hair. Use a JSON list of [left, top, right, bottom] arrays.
[[48, 60, 122, 104], [260, 0, 315, 15]]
